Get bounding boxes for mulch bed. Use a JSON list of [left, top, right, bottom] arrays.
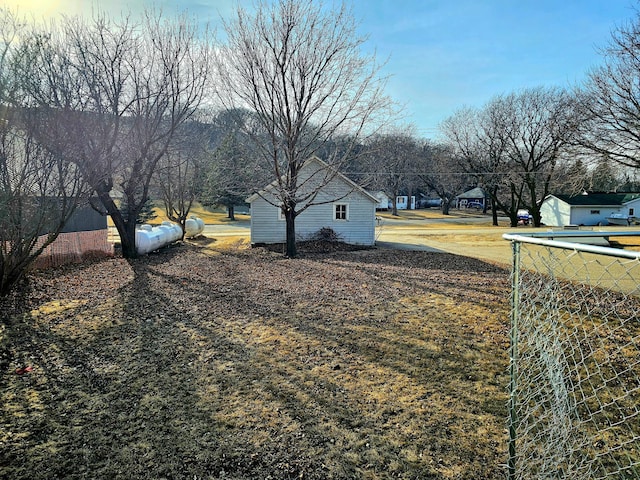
[[1, 242, 511, 479]]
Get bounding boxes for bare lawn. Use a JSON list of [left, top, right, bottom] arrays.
[[1, 240, 511, 479]]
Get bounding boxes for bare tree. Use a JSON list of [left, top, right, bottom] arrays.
[[0, 10, 88, 295], [578, 12, 640, 169], [21, 10, 213, 258], [441, 106, 508, 225], [443, 88, 577, 227], [497, 87, 577, 226], [155, 121, 210, 234], [441, 102, 530, 226], [417, 141, 471, 215], [361, 130, 420, 216], [216, 0, 393, 257]]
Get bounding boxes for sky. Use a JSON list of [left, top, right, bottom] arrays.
[[3, 0, 637, 138]]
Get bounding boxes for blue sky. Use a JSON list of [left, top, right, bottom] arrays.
[[5, 0, 637, 138]]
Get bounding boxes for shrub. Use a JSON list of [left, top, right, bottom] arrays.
[[310, 227, 343, 242]]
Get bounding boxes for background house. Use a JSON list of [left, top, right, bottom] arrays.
[[456, 187, 486, 209], [395, 195, 416, 210], [540, 192, 640, 226], [373, 191, 391, 211], [246, 157, 378, 246]]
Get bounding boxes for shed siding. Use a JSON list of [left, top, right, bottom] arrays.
[[249, 197, 286, 244], [249, 159, 376, 245], [295, 189, 376, 245], [541, 197, 571, 226]]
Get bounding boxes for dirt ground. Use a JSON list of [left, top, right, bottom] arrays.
[[1, 240, 511, 479]]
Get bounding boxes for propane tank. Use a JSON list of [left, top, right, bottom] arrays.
[[135, 221, 182, 255], [185, 215, 205, 238]]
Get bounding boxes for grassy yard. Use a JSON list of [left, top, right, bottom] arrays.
[[1, 241, 511, 479], [107, 203, 250, 228]]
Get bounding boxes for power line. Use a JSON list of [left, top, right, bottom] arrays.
[[344, 171, 554, 176]]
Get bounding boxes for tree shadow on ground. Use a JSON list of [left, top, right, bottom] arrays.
[[1, 245, 510, 479]]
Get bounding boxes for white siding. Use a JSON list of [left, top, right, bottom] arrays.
[[374, 191, 390, 210], [248, 159, 377, 246], [570, 207, 615, 226], [541, 196, 571, 226], [249, 196, 286, 244], [541, 194, 639, 226], [624, 198, 640, 216]]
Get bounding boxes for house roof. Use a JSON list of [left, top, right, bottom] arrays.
[[246, 156, 378, 204], [457, 187, 485, 199], [549, 192, 640, 206]]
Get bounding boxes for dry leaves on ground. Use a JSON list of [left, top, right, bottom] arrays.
[[1, 242, 511, 479]]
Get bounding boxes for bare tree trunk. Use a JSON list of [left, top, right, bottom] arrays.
[[490, 190, 499, 226], [442, 198, 451, 215], [284, 209, 297, 258], [96, 189, 138, 258]]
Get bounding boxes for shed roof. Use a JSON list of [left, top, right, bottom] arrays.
[[550, 192, 640, 206], [246, 156, 378, 203]]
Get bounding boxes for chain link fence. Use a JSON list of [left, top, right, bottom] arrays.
[[503, 231, 640, 480]]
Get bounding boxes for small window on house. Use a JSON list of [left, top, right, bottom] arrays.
[[630, 208, 635, 216], [334, 203, 348, 220], [278, 206, 285, 221], [590, 210, 600, 215]]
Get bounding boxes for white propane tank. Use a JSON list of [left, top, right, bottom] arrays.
[[160, 221, 183, 243], [135, 221, 182, 255], [185, 215, 205, 238]]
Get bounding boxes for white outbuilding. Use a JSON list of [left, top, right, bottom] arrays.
[[540, 192, 640, 226], [246, 156, 378, 246], [373, 191, 391, 210]]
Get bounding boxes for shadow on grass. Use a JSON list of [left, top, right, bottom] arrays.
[[1, 245, 510, 479]]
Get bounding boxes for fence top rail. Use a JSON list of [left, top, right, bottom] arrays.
[[514, 229, 640, 238], [502, 232, 640, 260]]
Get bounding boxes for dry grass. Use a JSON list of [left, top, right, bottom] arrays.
[[107, 203, 250, 227], [1, 243, 511, 479]]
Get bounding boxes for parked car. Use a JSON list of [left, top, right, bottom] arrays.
[[517, 209, 533, 225], [466, 201, 484, 209]]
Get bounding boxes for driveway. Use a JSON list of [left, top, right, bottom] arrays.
[[375, 223, 515, 265]]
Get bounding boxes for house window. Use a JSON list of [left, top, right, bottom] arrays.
[[590, 210, 600, 215], [630, 208, 635, 216], [334, 203, 348, 220], [278, 206, 285, 221]]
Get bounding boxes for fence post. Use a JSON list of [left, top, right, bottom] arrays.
[[508, 239, 520, 480]]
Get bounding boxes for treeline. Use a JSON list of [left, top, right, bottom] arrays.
[[348, 84, 640, 228], [2, 0, 640, 295], [0, 0, 395, 293]]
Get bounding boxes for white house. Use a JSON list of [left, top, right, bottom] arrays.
[[395, 195, 416, 210], [540, 192, 640, 226], [373, 191, 391, 210], [246, 157, 378, 246]]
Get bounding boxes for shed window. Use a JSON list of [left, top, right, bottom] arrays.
[[590, 210, 600, 215], [334, 203, 348, 220]]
